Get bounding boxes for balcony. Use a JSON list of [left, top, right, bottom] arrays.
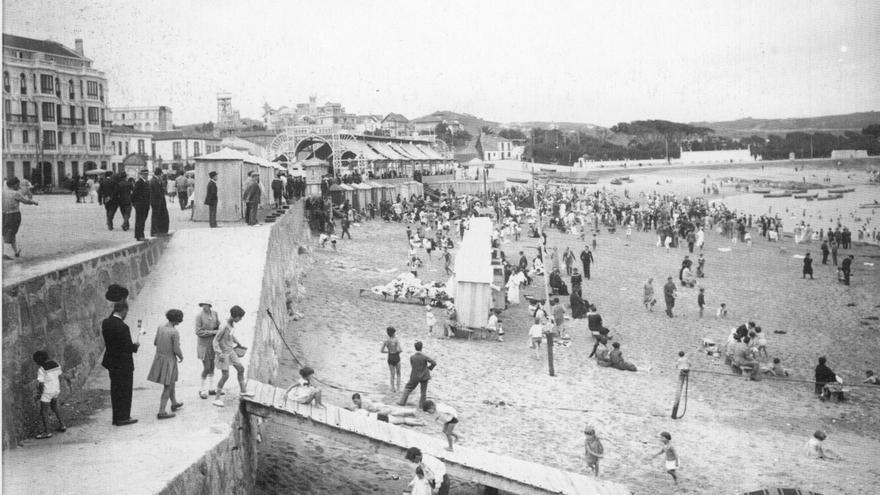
[[56, 144, 87, 154], [3, 143, 37, 153], [101, 120, 112, 127], [42, 142, 57, 151], [58, 117, 85, 126], [4, 114, 38, 123]]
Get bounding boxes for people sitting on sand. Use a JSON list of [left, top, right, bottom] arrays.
[[864, 370, 880, 385], [732, 336, 761, 380], [814, 356, 837, 397], [348, 393, 425, 426], [549, 269, 569, 296], [587, 305, 611, 358], [609, 342, 637, 372], [594, 342, 612, 367], [530, 256, 545, 278], [763, 357, 789, 377], [285, 366, 324, 407], [680, 266, 696, 288]]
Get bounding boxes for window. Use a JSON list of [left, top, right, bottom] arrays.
[[172, 142, 181, 159], [40, 74, 54, 94], [22, 130, 29, 143], [42, 130, 57, 150], [55, 77, 60, 96], [69, 105, 76, 122], [41, 102, 55, 121], [121, 113, 125, 120], [71, 161, 79, 177], [57, 162, 65, 181], [71, 132, 77, 145], [68, 79, 74, 99], [137, 139, 145, 154], [3, 71, 9, 92], [6, 162, 14, 179], [89, 132, 101, 150], [193, 141, 200, 157], [125, 142, 129, 155], [21, 101, 28, 117], [79, 80, 83, 98], [86, 81, 98, 98], [87, 107, 99, 124], [4, 129, 11, 147], [57, 131, 63, 145], [99, 84, 104, 102], [3, 99, 9, 116], [23, 161, 31, 179]]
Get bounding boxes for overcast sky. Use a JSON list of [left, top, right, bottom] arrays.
[[4, 0, 879, 127]]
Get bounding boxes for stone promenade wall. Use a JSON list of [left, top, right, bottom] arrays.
[[1, 237, 170, 449], [156, 202, 311, 495]]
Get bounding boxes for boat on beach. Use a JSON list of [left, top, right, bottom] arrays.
[[610, 179, 623, 185], [859, 203, 879, 208], [506, 177, 529, 184], [763, 192, 791, 198], [827, 188, 855, 193], [815, 194, 843, 201], [793, 192, 819, 199], [752, 188, 771, 194]]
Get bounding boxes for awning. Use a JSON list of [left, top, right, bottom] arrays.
[[416, 144, 444, 160]]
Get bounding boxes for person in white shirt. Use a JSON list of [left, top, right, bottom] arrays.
[[404, 447, 450, 494], [422, 400, 460, 451], [32, 350, 66, 438]]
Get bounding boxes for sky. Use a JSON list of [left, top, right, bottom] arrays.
[[3, 0, 879, 127]]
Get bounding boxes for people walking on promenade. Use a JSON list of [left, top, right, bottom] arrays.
[[204, 171, 219, 228], [132, 169, 151, 241], [663, 277, 677, 317], [580, 246, 594, 280], [397, 341, 437, 408], [174, 172, 188, 210], [242, 172, 261, 226], [114, 171, 133, 231], [195, 302, 220, 399], [147, 309, 184, 419], [98, 171, 118, 230], [381, 326, 402, 392], [149, 168, 170, 236], [271, 173, 284, 208], [212, 305, 253, 406], [3, 177, 39, 260], [101, 301, 143, 426], [562, 247, 575, 275]]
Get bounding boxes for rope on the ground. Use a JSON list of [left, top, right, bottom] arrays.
[[688, 367, 880, 389]]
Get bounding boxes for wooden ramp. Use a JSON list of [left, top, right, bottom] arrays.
[[243, 380, 631, 495]]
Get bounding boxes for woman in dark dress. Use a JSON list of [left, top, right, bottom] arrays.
[[570, 288, 589, 319]]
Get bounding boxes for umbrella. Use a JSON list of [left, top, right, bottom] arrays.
[[85, 169, 111, 176]]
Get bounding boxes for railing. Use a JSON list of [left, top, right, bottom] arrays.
[[101, 120, 112, 127], [58, 144, 88, 154], [42, 142, 57, 150], [3, 143, 37, 153], [4, 114, 38, 123]]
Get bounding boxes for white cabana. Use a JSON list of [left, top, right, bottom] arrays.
[[352, 182, 371, 210], [192, 148, 274, 222], [454, 217, 494, 327]]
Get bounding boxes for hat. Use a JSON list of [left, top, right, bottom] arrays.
[[583, 425, 595, 434], [105, 284, 130, 302], [198, 302, 213, 308], [209, 171, 218, 178]]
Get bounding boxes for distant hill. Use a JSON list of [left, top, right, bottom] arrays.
[[691, 111, 880, 138], [412, 110, 498, 138], [505, 121, 601, 133]]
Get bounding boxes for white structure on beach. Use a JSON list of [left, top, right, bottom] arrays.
[[830, 149, 868, 159], [452, 217, 494, 328], [678, 148, 754, 164]]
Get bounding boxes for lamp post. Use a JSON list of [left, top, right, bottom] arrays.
[[531, 168, 554, 376]]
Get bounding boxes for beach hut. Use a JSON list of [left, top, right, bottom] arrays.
[[352, 182, 371, 210], [192, 148, 273, 222], [339, 183, 356, 206], [454, 217, 494, 328], [328, 184, 345, 206]]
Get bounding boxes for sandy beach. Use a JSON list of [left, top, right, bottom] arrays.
[[255, 181, 880, 494]]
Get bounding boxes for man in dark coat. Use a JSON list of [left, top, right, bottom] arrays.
[[242, 173, 261, 225], [149, 168, 169, 235], [97, 171, 118, 230], [820, 241, 829, 264], [131, 169, 151, 241], [101, 301, 140, 426], [802, 252, 814, 279], [114, 171, 133, 231], [397, 341, 437, 408], [271, 173, 284, 208], [580, 246, 594, 280], [205, 171, 219, 228], [663, 276, 677, 318]]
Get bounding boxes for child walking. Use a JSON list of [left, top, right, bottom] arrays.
[[425, 306, 437, 337], [422, 400, 460, 451], [583, 425, 604, 477], [32, 351, 66, 438], [652, 431, 680, 484]]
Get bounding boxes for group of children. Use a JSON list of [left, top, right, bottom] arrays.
[[583, 425, 681, 484]]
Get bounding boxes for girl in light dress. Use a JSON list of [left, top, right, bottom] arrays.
[[408, 466, 432, 495], [506, 267, 526, 305]]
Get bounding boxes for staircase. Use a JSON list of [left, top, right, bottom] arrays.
[[260, 204, 291, 224]]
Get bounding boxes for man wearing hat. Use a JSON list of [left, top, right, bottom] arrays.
[[97, 171, 118, 230], [195, 302, 220, 398], [132, 169, 151, 241], [205, 171, 219, 228], [149, 168, 170, 235], [114, 170, 134, 232]]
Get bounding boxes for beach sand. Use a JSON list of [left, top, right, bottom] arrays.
[[256, 189, 880, 494]]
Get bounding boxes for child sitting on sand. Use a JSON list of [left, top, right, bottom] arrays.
[[864, 370, 880, 385], [285, 367, 323, 407], [764, 357, 790, 377], [805, 430, 839, 459], [716, 303, 728, 318], [422, 400, 459, 451]]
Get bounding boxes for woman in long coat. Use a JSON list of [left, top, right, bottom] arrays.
[[147, 309, 184, 419]]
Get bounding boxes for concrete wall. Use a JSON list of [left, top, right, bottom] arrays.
[[1, 237, 170, 449], [157, 201, 311, 495]]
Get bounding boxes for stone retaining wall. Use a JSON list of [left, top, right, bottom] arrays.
[[157, 202, 311, 495], [1, 237, 170, 449]]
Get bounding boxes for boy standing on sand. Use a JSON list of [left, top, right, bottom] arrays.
[[651, 431, 680, 484], [32, 351, 66, 438], [583, 426, 604, 477]]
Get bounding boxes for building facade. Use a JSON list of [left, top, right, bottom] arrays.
[[152, 130, 222, 170], [110, 106, 173, 132], [3, 34, 112, 187], [108, 125, 153, 173], [477, 133, 522, 162]]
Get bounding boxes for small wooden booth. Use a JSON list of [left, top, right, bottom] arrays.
[[453, 217, 494, 328], [192, 148, 274, 223]]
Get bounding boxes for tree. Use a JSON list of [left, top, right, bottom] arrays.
[[861, 124, 880, 139], [498, 128, 527, 140], [480, 125, 495, 135]]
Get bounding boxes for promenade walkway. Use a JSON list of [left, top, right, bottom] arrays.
[[2, 225, 273, 495]]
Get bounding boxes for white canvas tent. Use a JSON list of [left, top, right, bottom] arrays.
[[192, 148, 275, 222], [454, 217, 493, 327]]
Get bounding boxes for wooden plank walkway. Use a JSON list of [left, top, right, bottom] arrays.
[[242, 380, 631, 495]]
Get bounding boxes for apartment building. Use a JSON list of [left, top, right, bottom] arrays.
[[110, 106, 173, 132], [3, 34, 112, 186]]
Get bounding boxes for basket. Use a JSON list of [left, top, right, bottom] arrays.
[[233, 345, 248, 358]]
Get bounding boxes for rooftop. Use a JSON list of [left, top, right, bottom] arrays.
[[151, 130, 221, 141], [2, 33, 84, 60]]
